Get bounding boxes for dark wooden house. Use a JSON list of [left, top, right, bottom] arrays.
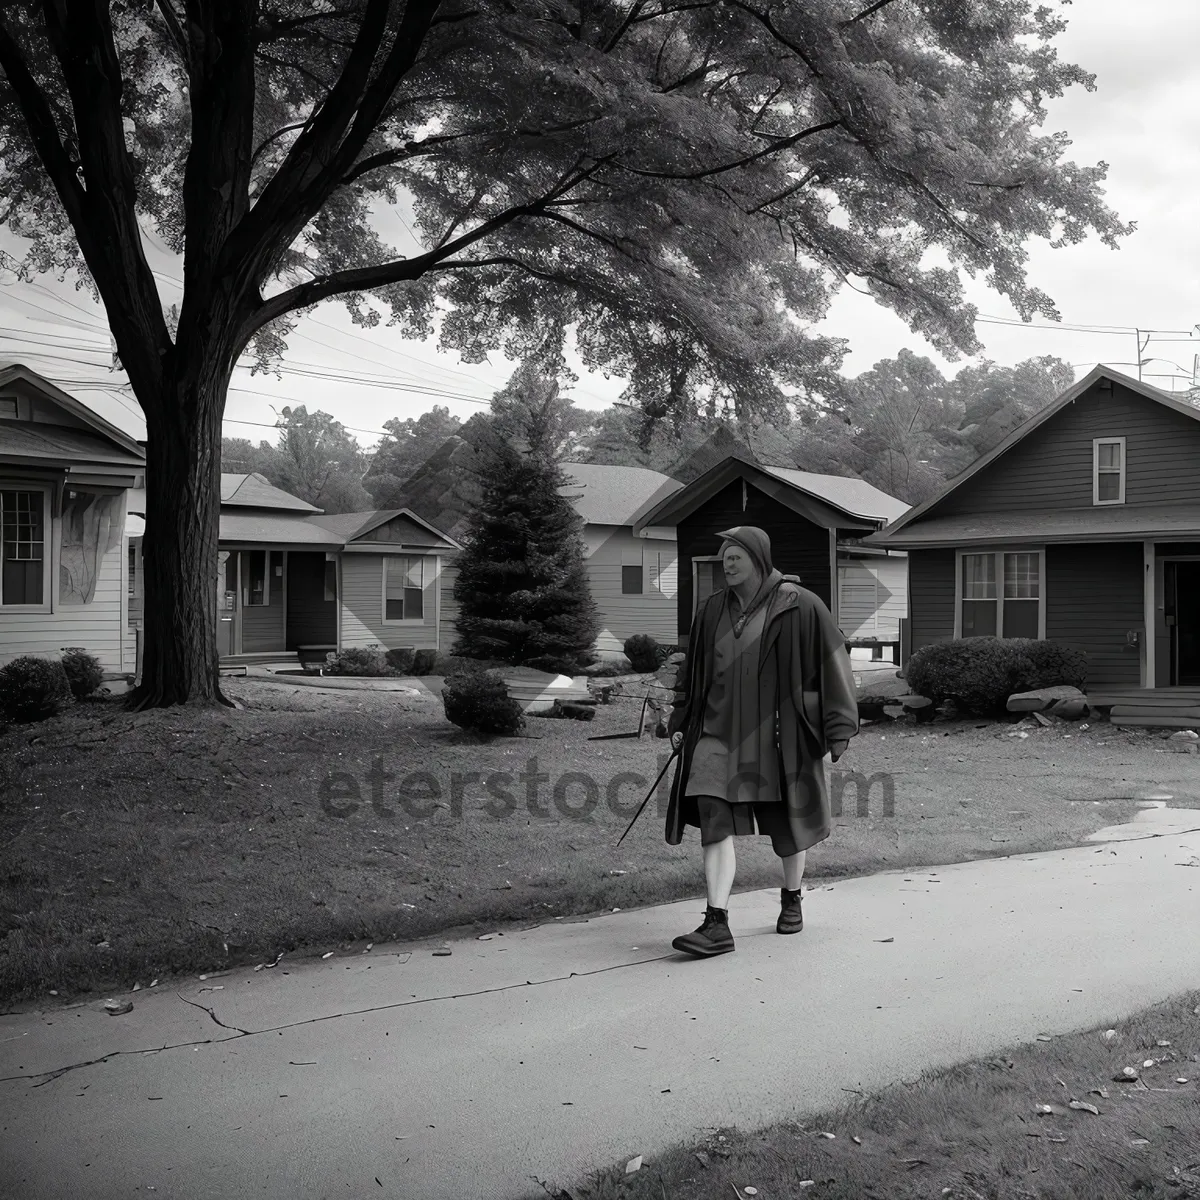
[[633, 456, 908, 648], [864, 366, 1200, 724]]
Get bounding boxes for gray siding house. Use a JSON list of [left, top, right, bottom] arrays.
[[865, 365, 1200, 721]]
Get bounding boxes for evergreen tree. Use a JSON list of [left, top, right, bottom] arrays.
[[453, 371, 599, 673]]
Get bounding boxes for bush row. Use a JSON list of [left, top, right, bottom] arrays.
[[0, 648, 105, 724], [904, 637, 1087, 717]]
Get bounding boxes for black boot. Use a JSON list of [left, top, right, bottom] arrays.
[[672, 905, 735, 957], [777, 887, 804, 934]]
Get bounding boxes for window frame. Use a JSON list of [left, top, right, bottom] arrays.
[[1092, 436, 1126, 506], [381, 553, 432, 625], [241, 548, 270, 607], [0, 484, 52, 611], [690, 555, 724, 617], [954, 547, 1046, 640]]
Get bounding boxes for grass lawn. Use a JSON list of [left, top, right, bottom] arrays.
[[563, 988, 1200, 1200], [2, 677, 1197, 1007]]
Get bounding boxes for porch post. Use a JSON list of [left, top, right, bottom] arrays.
[[1143, 540, 1155, 689], [828, 528, 840, 627]]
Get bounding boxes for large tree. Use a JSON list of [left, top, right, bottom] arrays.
[[0, 1, 1129, 706], [363, 405, 462, 508]]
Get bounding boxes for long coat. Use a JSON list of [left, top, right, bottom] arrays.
[[665, 581, 859, 852]]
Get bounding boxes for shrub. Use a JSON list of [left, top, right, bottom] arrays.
[[1005, 638, 1088, 690], [623, 634, 660, 673], [0, 656, 75, 723], [442, 669, 525, 736], [524, 653, 586, 675], [323, 646, 393, 676], [385, 647, 415, 675], [904, 637, 1039, 717], [411, 648, 438, 675], [60, 647, 105, 700]]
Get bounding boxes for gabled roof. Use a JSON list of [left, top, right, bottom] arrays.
[[218, 512, 345, 546], [559, 462, 684, 527], [0, 420, 146, 468], [634, 454, 907, 533], [0, 362, 146, 460], [220, 473, 322, 513], [310, 507, 462, 550], [867, 365, 1200, 547]]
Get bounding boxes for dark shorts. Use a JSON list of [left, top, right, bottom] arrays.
[[696, 795, 799, 858]]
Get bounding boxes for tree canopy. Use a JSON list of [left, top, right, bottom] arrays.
[[0, 0, 1131, 705]]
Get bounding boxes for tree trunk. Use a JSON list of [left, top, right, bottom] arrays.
[[128, 366, 230, 710]]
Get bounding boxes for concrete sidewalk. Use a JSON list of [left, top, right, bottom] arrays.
[[2, 805, 1199, 1200]]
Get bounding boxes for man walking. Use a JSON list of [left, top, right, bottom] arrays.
[[665, 526, 858, 956]]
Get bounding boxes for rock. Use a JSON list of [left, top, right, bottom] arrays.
[[1169, 729, 1200, 740], [1048, 697, 1088, 719], [882, 704, 906, 720], [1033, 711, 1054, 727], [899, 695, 932, 709], [857, 696, 890, 721], [103, 998, 133, 1015], [1007, 685, 1085, 713]]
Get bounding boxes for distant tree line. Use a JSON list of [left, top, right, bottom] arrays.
[[220, 352, 1078, 513]]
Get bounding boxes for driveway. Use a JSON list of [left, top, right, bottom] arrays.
[[2, 804, 1198, 1199]]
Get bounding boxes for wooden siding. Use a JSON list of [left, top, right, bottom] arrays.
[[439, 554, 460, 652], [286, 551, 337, 649], [907, 549, 957, 651], [340, 553, 440, 650], [585, 525, 678, 650], [675, 481, 832, 641], [240, 550, 285, 653], [1045, 542, 1143, 689], [838, 556, 908, 639], [0, 516, 126, 673], [936, 380, 1200, 517]]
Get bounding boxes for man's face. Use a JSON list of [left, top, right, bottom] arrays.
[[722, 545, 756, 587]]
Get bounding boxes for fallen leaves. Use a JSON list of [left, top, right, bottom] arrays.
[[624, 1155, 642, 1174]]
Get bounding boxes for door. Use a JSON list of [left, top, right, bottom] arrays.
[[1171, 561, 1200, 685], [216, 550, 239, 656]]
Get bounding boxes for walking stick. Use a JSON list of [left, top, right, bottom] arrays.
[[615, 745, 680, 847]]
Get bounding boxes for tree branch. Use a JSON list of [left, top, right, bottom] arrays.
[[30, 0, 170, 399], [841, 0, 898, 27], [153, 0, 190, 65], [726, 1, 823, 78], [616, 118, 839, 180]]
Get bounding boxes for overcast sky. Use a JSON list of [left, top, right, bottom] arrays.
[[1, 0, 1197, 447]]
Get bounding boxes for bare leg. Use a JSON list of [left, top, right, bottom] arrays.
[[703, 836, 736, 908], [781, 849, 806, 891]]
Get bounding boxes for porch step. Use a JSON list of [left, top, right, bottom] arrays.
[[220, 651, 301, 667], [1110, 713, 1200, 729], [1086, 688, 1200, 707]]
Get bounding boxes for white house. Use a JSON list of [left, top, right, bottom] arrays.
[[0, 363, 145, 675]]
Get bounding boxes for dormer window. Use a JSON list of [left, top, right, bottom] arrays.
[[1093, 437, 1125, 505]]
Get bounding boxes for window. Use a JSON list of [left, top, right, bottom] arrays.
[[1093, 437, 1125, 505], [957, 549, 1043, 639], [692, 556, 724, 614], [1, 489, 46, 606], [242, 549, 268, 606], [384, 556, 425, 621], [324, 559, 337, 602], [621, 565, 643, 594]]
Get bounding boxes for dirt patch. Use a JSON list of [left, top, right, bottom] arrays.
[[1, 681, 1196, 1007]]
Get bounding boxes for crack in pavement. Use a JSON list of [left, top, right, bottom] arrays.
[[2, 952, 677, 1087]]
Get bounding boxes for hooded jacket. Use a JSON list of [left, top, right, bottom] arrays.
[[665, 525, 859, 851]]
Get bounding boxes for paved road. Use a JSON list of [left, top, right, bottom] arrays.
[[2, 805, 1199, 1200]]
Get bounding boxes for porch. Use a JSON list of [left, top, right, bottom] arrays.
[[1085, 686, 1200, 728]]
